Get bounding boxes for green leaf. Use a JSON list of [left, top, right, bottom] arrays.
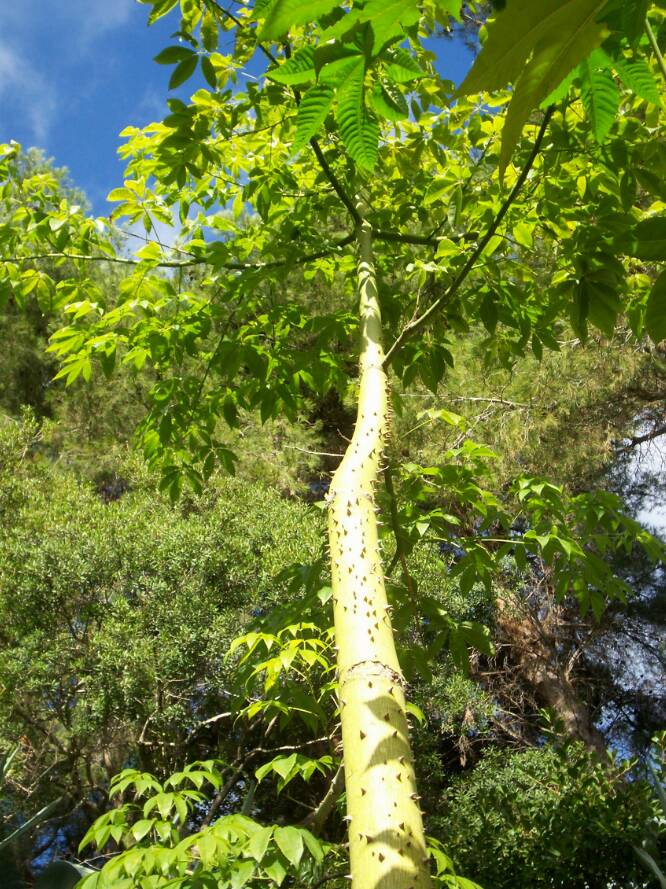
[[154, 46, 196, 64], [169, 55, 198, 89], [458, 0, 607, 175], [268, 46, 316, 85], [435, 0, 464, 21], [480, 292, 498, 333], [405, 701, 426, 724], [201, 10, 218, 51], [333, 57, 379, 170], [579, 53, 620, 142], [263, 856, 288, 886], [231, 859, 256, 889], [585, 281, 620, 337], [302, 829, 325, 863], [247, 825, 273, 862], [147, 0, 179, 24], [513, 221, 534, 249], [459, 0, 606, 94], [258, 0, 340, 40], [273, 826, 304, 868], [35, 861, 95, 889], [632, 216, 666, 261], [645, 269, 666, 344], [131, 819, 156, 841], [357, 0, 420, 52], [201, 56, 217, 89], [369, 79, 409, 121], [611, 56, 660, 104], [383, 46, 425, 83], [293, 85, 335, 151]]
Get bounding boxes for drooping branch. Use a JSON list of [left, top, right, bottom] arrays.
[[617, 423, 666, 452], [383, 108, 554, 368]]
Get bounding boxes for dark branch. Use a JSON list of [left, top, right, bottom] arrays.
[[383, 108, 554, 368], [617, 423, 666, 452], [374, 229, 478, 247], [310, 142, 360, 226]]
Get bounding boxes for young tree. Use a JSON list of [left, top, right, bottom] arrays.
[[0, 1, 664, 886]]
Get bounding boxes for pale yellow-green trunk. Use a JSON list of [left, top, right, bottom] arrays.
[[328, 209, 431, 889]]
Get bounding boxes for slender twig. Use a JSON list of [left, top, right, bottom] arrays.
[[202, 765, 246, 827], [617, 423, 666, 452], [383, 108, 554, 368], [1, 233, 356, 274], [373, 229, 478, 247], [645, 16, 666, 84], [206, 0, 278, 64], [0, 252, 193, 269], [284, 445, 345, 458]]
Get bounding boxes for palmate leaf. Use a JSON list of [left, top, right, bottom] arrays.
[[357, 0, 421, 52], [458, 0, 607, 176], [498, 1, 607, 176], [612, 56, 661, 104], [579, 52, 620, 142], [293, 84, 335, 151], [334, 57, 379, 170], [257, 0, 340, 39], [268, 45, 316, 85], [369, 79, 409, 121]]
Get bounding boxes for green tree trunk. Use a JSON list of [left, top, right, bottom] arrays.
[[328, 206, 431, 889]]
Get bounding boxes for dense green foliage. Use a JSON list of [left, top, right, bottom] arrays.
[[1, 0, 665, 886], [434, 742, 657, 887]]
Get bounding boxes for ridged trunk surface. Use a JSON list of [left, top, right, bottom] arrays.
[[328, 211, 431, 889]]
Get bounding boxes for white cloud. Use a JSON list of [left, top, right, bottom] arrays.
[[68, 0, 137, 45], [0, 42, 57, 142], [0, 0, 136, 46], [0, 0, 138, 143]]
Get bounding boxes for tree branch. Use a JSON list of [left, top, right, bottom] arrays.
[[309, 141, 360, 226], [299, 764, 345, 835], [1, 234, 356, 274], [373, 230, 478, 247], [617, 423, 666, 452], [383, 108, 554, 368]]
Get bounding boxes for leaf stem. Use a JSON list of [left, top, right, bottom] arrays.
[[645, 16, 666, 85]]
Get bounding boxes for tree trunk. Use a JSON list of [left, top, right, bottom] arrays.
[[495, 596, 607, 757], [328, 205, 431, 889]]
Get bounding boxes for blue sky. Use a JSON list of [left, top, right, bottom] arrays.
[[0, 2, 474, 216]]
